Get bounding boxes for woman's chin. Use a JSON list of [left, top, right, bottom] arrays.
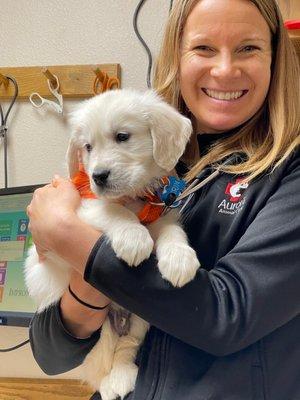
[[197, 121, 240, 133], [197, 114, 250, 133]]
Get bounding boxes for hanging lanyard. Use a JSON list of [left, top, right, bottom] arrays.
[[149, 154, 239, 215]]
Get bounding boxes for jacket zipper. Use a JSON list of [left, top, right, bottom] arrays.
[[148, 332, 170, 400], [143, 329, 164, 400], [157, 334, 171, 400]]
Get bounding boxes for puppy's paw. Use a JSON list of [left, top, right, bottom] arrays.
[[157, 243, 200, 287], [111, 225, 154, 266], [109, 363, 138, 399], [99, 374, 118, 400]]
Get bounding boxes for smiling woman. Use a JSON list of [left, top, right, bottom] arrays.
[[154, 0, 300, 182]]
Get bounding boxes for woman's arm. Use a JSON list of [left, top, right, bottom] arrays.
[[43, 159, 300, 357], [28, 160, 300, 359], [29, 270, 110, 374], [60, 270, 110, 338], [80, 159, 300, 356], [29, 300, 101, 375]]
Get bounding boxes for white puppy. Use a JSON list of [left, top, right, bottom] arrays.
[[25, 89, 200, 400]]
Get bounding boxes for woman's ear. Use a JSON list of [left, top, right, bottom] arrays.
[[148, 100, 193, 171]]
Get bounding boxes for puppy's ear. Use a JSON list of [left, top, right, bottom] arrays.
[[148, 99, 193, 171], [66, 104, 86, 178], [66, 137, 80, 178]]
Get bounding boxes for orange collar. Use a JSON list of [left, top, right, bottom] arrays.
[[137, 192, 164, 224], [137, 177, 168, 224], [72, 164, 165, 224], [71, 164, 97, 199]]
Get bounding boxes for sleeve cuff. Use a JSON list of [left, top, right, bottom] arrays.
[[56, 299, 102, 341]]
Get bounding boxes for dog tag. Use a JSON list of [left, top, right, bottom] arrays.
[[108, 309, 131, 336], [159, 176, 186, 207]]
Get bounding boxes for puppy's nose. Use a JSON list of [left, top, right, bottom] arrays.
[[92, 170, 110, 186]]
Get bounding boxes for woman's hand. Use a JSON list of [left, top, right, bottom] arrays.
[[27, 175, 101, 275], [27, 176, 81, 259]]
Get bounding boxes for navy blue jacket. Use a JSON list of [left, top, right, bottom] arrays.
[[30, 134, 300, 400]]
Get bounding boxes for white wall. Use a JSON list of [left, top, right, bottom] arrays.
[[0, 0, 170, 379]]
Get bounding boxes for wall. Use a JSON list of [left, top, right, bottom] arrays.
[[0, 0, 170, 188], [0, 0, 170, 380]]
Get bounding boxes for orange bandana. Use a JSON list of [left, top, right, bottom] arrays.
[[72, 164, 165, 224]]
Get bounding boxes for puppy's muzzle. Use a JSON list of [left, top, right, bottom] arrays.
[[93, 170, 111, 187]]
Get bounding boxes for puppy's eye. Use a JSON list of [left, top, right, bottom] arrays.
[[85, 143, 92, 152], [116, 132, 130, 142]]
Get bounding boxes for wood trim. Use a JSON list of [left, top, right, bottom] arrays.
[[0, 378, 94, 399], [0, 64, 121, 100]]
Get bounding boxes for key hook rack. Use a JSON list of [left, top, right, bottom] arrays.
[[0, 64, 121, 100]]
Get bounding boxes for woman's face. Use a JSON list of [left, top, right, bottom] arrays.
[[179, 0, 272, 133]]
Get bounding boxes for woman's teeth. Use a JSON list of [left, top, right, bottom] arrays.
[[203, 88, 245, 100]]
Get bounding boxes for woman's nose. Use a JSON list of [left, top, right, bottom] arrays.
[[210, 54, 242, 79]]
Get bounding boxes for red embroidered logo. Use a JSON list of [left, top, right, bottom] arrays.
[[225, 178, 249, 202]]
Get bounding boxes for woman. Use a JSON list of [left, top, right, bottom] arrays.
[[28, 0, 300, 399]]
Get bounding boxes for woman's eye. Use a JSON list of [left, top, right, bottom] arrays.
[[195, 45, 212, 52], [240, 45, 259, 53], [116, 132, 130, 142], [85, 143, 92, 152]]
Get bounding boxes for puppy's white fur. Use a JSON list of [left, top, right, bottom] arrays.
[[25, 89, 200, 400]]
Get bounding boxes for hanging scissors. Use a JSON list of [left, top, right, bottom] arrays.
[[93, 68, 120, 95], [29, 74, 63, 114]]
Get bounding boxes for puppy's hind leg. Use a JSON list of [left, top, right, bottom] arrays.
[[81, 318, 119, 397], [104, 315, 149, 399]]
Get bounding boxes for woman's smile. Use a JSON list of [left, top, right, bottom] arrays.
[[201, 88, 249, 101]]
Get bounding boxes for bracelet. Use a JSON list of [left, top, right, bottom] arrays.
[[68, 285, 110, 311]]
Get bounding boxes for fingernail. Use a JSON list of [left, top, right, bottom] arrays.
[[54, 174, 60, 179]]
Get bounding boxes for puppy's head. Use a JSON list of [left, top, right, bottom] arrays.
[[67, 89, 192, 199]]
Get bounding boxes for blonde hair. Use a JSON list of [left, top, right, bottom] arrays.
[[153, 0, 300, 181]]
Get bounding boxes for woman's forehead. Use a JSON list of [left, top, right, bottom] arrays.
[[182, 0, 271, 41], [182, 24, 271, 45]]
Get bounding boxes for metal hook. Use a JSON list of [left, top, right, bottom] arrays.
[[0, 73, 9, 88], [42, 68, 58, 89]]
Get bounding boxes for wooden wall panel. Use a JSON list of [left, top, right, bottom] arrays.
[[0, 64, 121, 100], [0, 378, 93, 400]]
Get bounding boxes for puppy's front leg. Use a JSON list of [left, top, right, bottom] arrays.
[[149, 211, 200, 287], [83, 201, 153, 267]]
